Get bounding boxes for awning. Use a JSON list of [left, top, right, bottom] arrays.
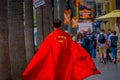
[[96, 10, 120, 20]]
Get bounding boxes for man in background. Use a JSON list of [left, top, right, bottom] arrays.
[[97, 29, 107, 64]]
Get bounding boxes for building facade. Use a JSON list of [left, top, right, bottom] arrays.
[[95, 0, 116, 32]]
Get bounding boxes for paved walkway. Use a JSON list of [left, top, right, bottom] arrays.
[[85, 59, 120, 80]]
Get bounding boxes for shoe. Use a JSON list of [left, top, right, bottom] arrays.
[[113, 60, 117, 64], [103, 61, 106, 64], [114, 61, 116, 64], [103, 58, 106, 64], [110, 59, 113, 63]]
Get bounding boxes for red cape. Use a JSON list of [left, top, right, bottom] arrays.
[[22, 29, 100, 80]]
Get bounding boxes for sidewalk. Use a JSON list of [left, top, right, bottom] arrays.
[[85, 59, 120, 80]]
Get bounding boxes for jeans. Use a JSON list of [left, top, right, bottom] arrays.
[[106, 48, 112, 61], [91, 48, 96, 58], [111, 48, 117, 59]]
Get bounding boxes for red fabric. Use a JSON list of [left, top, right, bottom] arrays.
[[22, 29, 100, 80]]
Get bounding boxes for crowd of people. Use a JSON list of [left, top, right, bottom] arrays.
[[73, 28, 119, 64]]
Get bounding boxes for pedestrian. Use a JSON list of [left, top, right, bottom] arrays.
[[91, 32, 97, 59], [86, 28, 92, 56], [117, 32, 120, 62], [110, 31, 118, 64], [22, 19, 100, 80], [76, 32, 82, 43], [106, 29, 113, 62], [82, 33, 90, 53], [97, 29, 107, 64]]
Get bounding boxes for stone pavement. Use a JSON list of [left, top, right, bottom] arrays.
[[85, 59, 120, 80]]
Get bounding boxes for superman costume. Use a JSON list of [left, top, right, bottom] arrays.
[[22, 29, 100, 80]]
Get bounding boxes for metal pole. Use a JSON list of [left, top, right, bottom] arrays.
[[68, 24, 71, 34], [57, 0, 60, 18]]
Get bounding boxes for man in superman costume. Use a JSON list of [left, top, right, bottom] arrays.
[[22, 19, 100, 80]]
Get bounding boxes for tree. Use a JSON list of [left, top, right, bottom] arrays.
[[8, 0, 27, 80], [0, 0, 11, 80], [24, 0, 34, 63]]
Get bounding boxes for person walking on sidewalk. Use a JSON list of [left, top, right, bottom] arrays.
[[97, 29, 107, 64], [106, 30, 113, 62], [110, 31, 118, 64]]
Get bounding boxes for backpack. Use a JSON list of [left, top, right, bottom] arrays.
[[110, 36, 118, 47], [85, 37, 90, 46], [98, 34, 106, 43]]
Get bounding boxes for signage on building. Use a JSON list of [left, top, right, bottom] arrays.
[[72, 16, 78, 28], [33, 0, 45, 8], [79, 9, 91, 19], [64, 9, 71, 25], [78, 22, 92, 33]]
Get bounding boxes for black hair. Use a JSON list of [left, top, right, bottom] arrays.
[[113, 30, 116, 35], [53, 19, 62, 28], [101, 29, 105, 32]]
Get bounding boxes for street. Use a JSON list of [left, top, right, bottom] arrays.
[[85, 59, 120, 80]]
